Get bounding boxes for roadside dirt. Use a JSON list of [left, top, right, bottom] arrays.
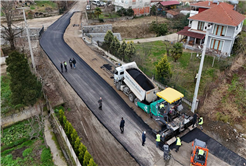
[[91, 16, 168, 39], [199, 54, 246, 158]]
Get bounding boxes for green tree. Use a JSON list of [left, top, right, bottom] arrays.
[[117, 40, 127, 60], [83, 150, 92, 166], [126, 7, 134, 16], [171, 42, 183, 62], [150, 5, 156, 15], [149, 21, 168, 37], [94, 7, 102, 19], [74, 136, 81, 155], [59, 109, 64, 123], [172, 14, 190, 31], [88, 158, 97, 166], [71, 129, 78, 147], [6, 51, 42, 108], [78, 143, 87, 164], [117, 8, 127, 16], [109, 37, 116, 55], [110, 36, 120, 56], [155, 54, 172, 84], [65, 122, 73, 140], [62, 115, 67, 128], [103, 30, 114, 51], [124, 41, 136, 62]]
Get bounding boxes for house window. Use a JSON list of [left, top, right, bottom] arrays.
[[197, 21, 204, 31], [213, 25, 226, 36], [210, 39, 223, 51]]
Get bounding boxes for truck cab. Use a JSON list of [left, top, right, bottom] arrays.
[[114, 67, 124, 83]]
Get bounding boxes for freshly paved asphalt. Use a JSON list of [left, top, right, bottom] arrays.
[[40, 10, 246, 166], [40, 11, 162, 166]]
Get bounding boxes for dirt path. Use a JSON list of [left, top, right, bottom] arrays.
[[44, 118, 67, 166]]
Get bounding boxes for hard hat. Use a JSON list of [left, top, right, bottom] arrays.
[[144, 131, 146, 134]]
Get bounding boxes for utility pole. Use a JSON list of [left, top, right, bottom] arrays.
[[22, 8, 36, 73], [191, 26, 211, 113]]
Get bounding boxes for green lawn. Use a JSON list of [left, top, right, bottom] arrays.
[[244, 17, 246, 26], [134, 41, 226, 100], [1, 75, 15, 116], [35, 1, 57, 8]]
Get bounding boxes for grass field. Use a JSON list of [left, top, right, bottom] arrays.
[[244, 16, 246, 26], [99, 13, 120, 19], [134, 41, 229, 100]]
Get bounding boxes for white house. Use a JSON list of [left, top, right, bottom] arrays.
[[177, 1, 245, 56], [113, 0, 151, 16]]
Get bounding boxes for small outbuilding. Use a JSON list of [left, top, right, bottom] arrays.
[[166, 10, 180, 18]]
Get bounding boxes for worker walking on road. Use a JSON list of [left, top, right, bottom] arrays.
[[60, 62, 63, 73], [198, 116, 203, 130], [69, 58, 73, 69], [120, 117, 125, 133], [192, 113, 198, 128], [98, 97, 102, 110], [142, 131, 146, 146], [64, 61, 67, 72], [156, 132, 161, 148], [175, 136, 182, 152], [72, 58, 76, 69]]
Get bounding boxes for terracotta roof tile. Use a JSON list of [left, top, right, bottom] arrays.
[[160, 1, 180, 6], [189, 2, 245, 26], [191, 1, 221, 8], [166, 10, 180, 16]]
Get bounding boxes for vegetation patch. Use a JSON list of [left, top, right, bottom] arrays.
[[134, 41, 229, 100]]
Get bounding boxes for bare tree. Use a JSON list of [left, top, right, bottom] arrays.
[[1, 1, 23, 50]]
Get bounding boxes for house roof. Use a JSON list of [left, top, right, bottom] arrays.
[[166, 10, 180, 16], [189, 2, 246, 26], [177, 26, 205, 39], [160, 1, 180, 7], [190, 1, 219, 8]]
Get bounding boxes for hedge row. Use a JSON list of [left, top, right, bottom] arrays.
[[58, 109, 97, 166]]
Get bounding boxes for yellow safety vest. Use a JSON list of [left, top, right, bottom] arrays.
[[176, 137, 181, 146], [64, 62, 67, 65], [160, 104, 164, 108], [198, 149, 204, 155], [199, 117, 203, 125], [156, 134, 161, 142]]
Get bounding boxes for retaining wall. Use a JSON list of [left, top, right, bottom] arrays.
[[86, 32, 122, 42], [82, 24, 112, 33]]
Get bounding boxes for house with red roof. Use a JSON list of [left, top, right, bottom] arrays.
[[177, 1, 245, 56]]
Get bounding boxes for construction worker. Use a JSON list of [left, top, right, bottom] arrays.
[[160, 103, 165, 109], [120, 117, 125, 133], [60, 62, 63, 73], [98, 97, 102, 110], [64, 61, 67, 72], [192, 113, 198, 128], [175, 137, 181, 152], [156, 132, 161, 148], [198, 116, 203, 130], [142, 131, 146, 146]]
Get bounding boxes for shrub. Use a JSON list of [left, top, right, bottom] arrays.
[[98, 18, 104, 22], [41, 148, 52, 163], [22, 148, 33, 157], [83, 150, 92, 166]]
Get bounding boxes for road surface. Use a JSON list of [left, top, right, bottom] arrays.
[[40, 9, 162, 166]]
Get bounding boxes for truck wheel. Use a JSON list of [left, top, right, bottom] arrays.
[[129, 93, 135, 102], [116, 82, 121, 90], [134, 98, 139, 107]]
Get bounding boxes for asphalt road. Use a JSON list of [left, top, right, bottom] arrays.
[[40, 11, 162, 166]]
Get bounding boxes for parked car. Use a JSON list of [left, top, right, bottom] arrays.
[[100, 1, 106, 6], [86, 5, 90, 10], [92, 0, 100, 5]]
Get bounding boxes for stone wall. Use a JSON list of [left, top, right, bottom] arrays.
[[86, 33, 122, 42], [82, 24, 112, 33]]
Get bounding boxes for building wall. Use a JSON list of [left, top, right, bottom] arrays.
[[226, 26, 235, 37], [206, 36, 233, 56], [82, 24, 112, 33], [191, 20, 198, 30], [114, 0, 151, 15]]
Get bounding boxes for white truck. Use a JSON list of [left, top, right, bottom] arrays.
[[114, 62, 159, 105]]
